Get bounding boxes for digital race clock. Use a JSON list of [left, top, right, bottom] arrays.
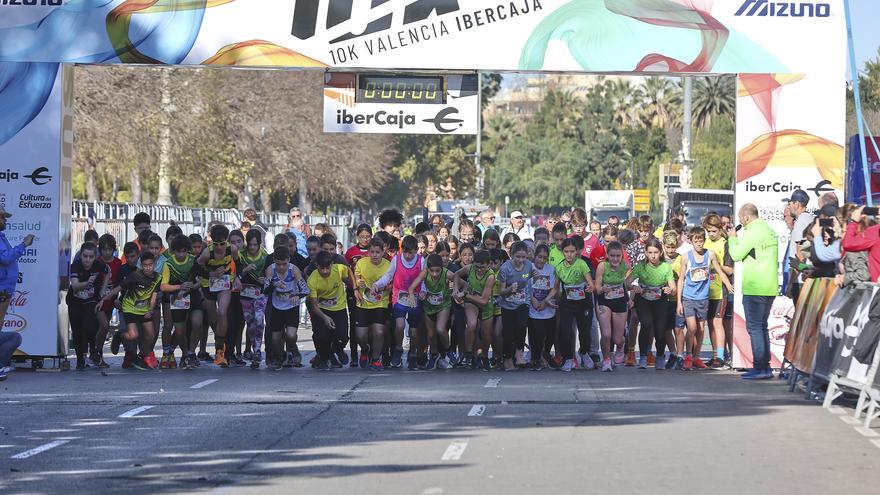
[[357, 75, 445, 104]]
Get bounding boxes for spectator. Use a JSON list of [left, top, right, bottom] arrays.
[[478, 208, 496, 235], [819, 191, 839, 208], [0, 207, 35, 381], [286, 209, 309, 258], [836, 204, 871, 286], [500, 211, 534, 241], [243, 208, 269, 240], [841, 205, 880, 283], [726, 203, 779, 380], [429, 214, 445, 233], [784, 190, 813, 303], [607, 215, 620, 228]]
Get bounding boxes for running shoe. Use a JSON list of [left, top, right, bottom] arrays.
[[230, 354, 246, 367], [167, 354, 178, 369], [283, 352, 294, 368], [158, 354, 169, 369], [693, 357, 709, 370], [391, 349, 404, 369], [145, 352, 159, 370], [198, 351, 212, 362], [213, 349, 228, 367], [382, 353, 392, 368], [122, 351, 135, 369], [637, 356, 648, 369], [425, 353, 439, 370], [110, 330, 122, 355], [741, 369, 773, 380], [480, 356, 491, 372], [243, 350, 253, 361], [514, 350, 527, 367], [75, 360, 89, 371], [335, 349, 350, 366], [315, 359, 330, 371], [329, 354, 343, 369], [665, 354, 678, 370], [407, 355, 418, 370], [682, 354, 693, 371], [560, 359, 574, 372], [131, 357, 149, 371], [674, 356, 684, 370], [503, 358, 515, 372], [601, 357, 613, 372], [590, 353, 602, 366], [613, 351, 625, 367], [350, 350, 359, 367], [550, 355, 563, 369], [96, 359, 110, 369], [188, 353, 201, 367], [655, 355, 666, 370], [359, 352, 370, 369], [579, 353, 595, 370], [250, 354, 261, 370], [646, 352, 656, 367], [271, 359, 284, 371], [531, 360, 545, 371], [709, 357, 725, 370], [624, 351, 636, 367], [369, 360, 384, 371], [437, 357, 450, 369], [0, 372, 7, 381], [291, 350, 303, 368], [446, 350, 458, 366]]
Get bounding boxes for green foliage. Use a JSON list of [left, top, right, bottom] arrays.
[[691, 118, 735, 190], [622, 126, 668, 188]]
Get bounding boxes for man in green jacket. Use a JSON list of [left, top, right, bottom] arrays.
[[726, 203, 779, 380]]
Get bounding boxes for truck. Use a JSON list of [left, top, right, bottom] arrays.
[[584, 190, 634, 225], [668, 188, 734, 227]]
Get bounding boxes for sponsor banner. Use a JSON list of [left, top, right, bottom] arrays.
[[813, 284, 878, 385], [323, 72, 478, 134], [846, 135, 880, 206], [0, 62, 68, 357]]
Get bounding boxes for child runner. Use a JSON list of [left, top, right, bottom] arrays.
[[265, 246, 309, 370], [307, 251, 352, 370], [528, 244, 557, 370], [703, 214, 729, 369], [100, 252, 160, 371], [627, 238, 676, 370], [353, 237, 391, 370], [554, 238, 595, 372], [676, 227, 733, 371], [497, 241, 533, 370], [549, 223, 567, 267], [197, 224, 238, 367], [346, 224, 373, 365], [159, 234, 201, 369], [482, 229, 501, 251], [409, 253, 452, 370], [372, 235, 426, 370], [238, 229, 270, 369], [67, 242, 109, 370], [95, 234, 121, 368], [595, 241, 629, 371], [111, 242, 140, 367], [663, 230, 686, 370], [226, 230, 247, 366], [447, 241, 473, 366], [453, 250, 496, 371]]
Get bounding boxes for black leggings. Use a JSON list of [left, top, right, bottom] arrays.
[[528, 317, 554, 362], [501, 306, 529, 359], [68, 302, 98, 362], [312, 308, 350, 361], [634, 296, 668, 356], [228, 293, 244, 353], [449, 303, 466, 354], [558, 300, 592, 360]]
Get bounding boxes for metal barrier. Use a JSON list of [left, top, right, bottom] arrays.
[[71, 201, 353, 249]]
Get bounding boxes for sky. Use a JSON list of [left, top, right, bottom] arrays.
[[848, 0, 880, 78]]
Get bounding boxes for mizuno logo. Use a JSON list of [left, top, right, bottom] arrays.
[[734, 0, 830, 17]]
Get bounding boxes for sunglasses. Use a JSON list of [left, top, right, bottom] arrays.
[[215, 241, 228, 246]]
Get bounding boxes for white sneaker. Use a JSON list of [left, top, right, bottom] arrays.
[[655, 354, 666, 370], [580, 353, 595, 370], [0, 365, 14, 373], [561, 359, 574, 372], [637, 356, 648, 369], [601, 358, 613, 372], [613, 351, 625, 366], [437, 357, 449, 369]]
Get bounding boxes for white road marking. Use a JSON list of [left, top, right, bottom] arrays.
[[118, 406, 155, 418], [839, 415, 861, 425], [190, 379, 219, 389], [10, 440, 69, 460], [468, 405, 486, 417], [855, 426, 880, 438], [441, 440, 468, 461], [828, 406, 847, 415], [872, 439, 880, 449], [422, 488, 444, 495], [484, 378, 501, 388]]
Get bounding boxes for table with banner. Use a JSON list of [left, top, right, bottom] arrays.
[[783, 278, 880, 428]]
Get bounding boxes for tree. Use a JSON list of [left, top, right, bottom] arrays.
[[691, 117, 735, 190], [692, 76, 735, 129]]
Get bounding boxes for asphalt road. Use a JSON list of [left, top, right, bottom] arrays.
[[1, 336, 879, 494]]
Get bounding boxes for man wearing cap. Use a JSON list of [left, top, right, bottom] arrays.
[[784, 189, 813, 303], [500, 211, 534, 241], [0, 207, 35, 381]]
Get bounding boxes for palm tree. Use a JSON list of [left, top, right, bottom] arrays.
[[692, 76, 735, 128], [604, 79, 643, 128], [483, 114, 517, 162], [639, 77, 680, 129]]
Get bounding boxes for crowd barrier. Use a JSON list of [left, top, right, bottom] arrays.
[[783, 278, 880, 428], [71, 201, 354, 248]]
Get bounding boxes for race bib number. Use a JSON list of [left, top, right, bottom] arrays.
[[241, 284, 262, 299], [209, 274, 231, 292], [532, 275, 550, 291], [641, 286, 662, 301], [507, 289, 528, 305], [74, 286, 95, 300], [171, 293, 191, 310], [134, 299, 149, 310], [427, 291, 445, 306], [690, 267, 709, 282], [605, 284, 625, 300], [362, 288, 380, 304], [318, 296, 338, 309], [398, 293, 417, 308], [276, 291, 298, 306], [565, 285, 586, 301]]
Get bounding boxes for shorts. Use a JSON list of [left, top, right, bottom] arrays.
[[356, 307, 388, 327], [723, 293, 734, 320], [122, 312, 147, 324], [392, 302, 422, 326], [666, 301, 685, 329], [269, 307, 299, 332], [708, 299, 723, 319], [202, 287, 216, 302], [596, 294, 628, 314], [169, 290, 204, 323], [681, 297, 708, 321]]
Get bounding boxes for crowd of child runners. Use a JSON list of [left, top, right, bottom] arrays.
[[66, 206, 740, 373]]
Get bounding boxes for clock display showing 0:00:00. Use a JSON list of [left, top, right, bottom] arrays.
[[357, 75, 445, 104]]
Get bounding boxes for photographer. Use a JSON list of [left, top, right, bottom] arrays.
[[841, 205, 880, 283]]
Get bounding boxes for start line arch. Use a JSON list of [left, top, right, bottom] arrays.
[[0, 0, 846, 368]]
